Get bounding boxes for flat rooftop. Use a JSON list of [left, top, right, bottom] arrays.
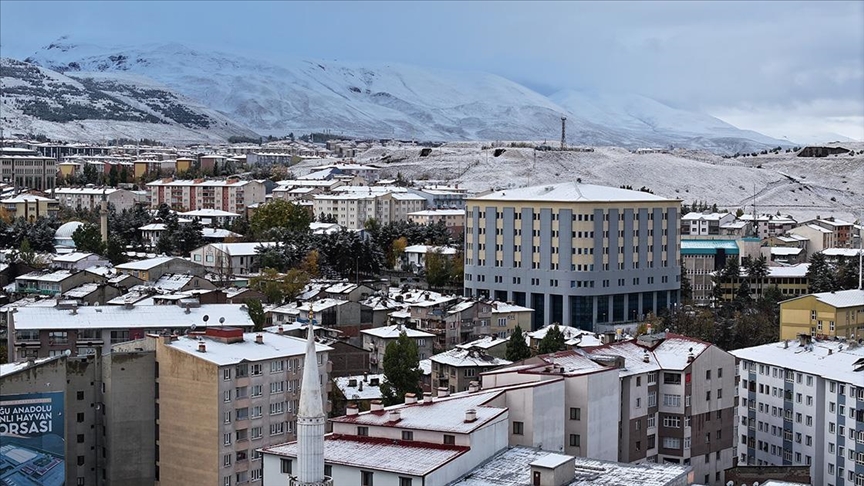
[[166, 332, 331, 366]]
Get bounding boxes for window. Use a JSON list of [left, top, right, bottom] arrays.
[[648, 372, 657, 384], [402, 431, 414, 441], [663, 416, 681, 428], [570, 408, 581, 420], [223, 454, 232, 467], [663, 437, 681, 449], [325, 465, 332, 477], [399, 478, 413, 486], [663, 394, 681, 407], [663, 373, 681, 384], [251, 468, 262, 481], [270, 360, 284, 373], [281, 459, 292, 474], [570, 434, 581, 447], [223, 368, 231, 380], [361, 470, 374, 486], [236, 428, 248, 442], [251, 364, 262, 376], [637, 376, 642, 386], [224, 390, 231, 402], [357, 426, 369, 436], [270, 402, 284, 415], [251, 427, 262, 440], [271, 381, 285, 394], [270, 422, 285, 436], [224, 433, 232, 445], [224, 411, 232, 423], [443, 434, 456, 445], [647, 416, 656, 428], [513, 421, 524, 435], [706, 369, 711, 380]]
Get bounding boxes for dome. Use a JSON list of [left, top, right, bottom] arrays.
[[55, 221, 84, 248]]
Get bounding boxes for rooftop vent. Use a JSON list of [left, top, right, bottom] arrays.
[[686, 347, 695, 363], [255, 333, 263, 344], [465, 409, 477, 422], [346, 403, 359, 416], [197, 340, 206, 353], [404, 393, 417, 404], [437, 387, 450, 398], [348, 378, 358, 387], [388, 409, 401, 422], [277, 325, 284, 335], [422, 392, 433, 404], [468, 381, 480, 393], [643, 350, 650, 363], [370, 400, 384, 412]]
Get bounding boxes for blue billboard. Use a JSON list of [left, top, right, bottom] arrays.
[[0, 392, 65, 486]]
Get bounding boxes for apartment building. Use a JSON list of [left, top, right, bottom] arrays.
[[731, 337, 864, 486], [681, 212, 735, 237], [13, 268, 104, 296], [190, 242, 277, 277], [407, 209, 466, 237], [6, 302, 254, 361], [809, 218, 856, 248], [584, 332, 737, 485], [738, 214, 798, 239], [464, 182, 681, 331], [312, 190, 426, 230], [155, 328, 331, 486], [789, 224, 838, 254], [430, 346, 512, 395], [1, 193, 59, 220], [779, 289, 864, 341], [53, 187, 144, 212], [146, 178, 266, 213], [0, 147, 57, 191], [361, 324, 435, 371]]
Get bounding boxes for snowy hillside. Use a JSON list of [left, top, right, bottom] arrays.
[[290, 142, 864, 222], [0, 57, 257, 144], [19, 37, 792, 153]]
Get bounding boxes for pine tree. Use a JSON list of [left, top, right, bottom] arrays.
[[537, 324, 567, 355], [379, 331, 423, 406], [247, 299, 265, 332], [505, 325, 532, 362]]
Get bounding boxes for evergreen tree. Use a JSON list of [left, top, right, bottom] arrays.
[[247, 299, 265, 332], [71, 223, 105, 254], [505, 325, 532, 362], [807, 252, 836, 292], [537, 324, 567, 355], [379, 331, 423, 406]]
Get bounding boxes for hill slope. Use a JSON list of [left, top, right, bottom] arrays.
[[19, 37, 793, 153]]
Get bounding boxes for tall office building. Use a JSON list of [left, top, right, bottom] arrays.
[[464, 182, 681, 330]]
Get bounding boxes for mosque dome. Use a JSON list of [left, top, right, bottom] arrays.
[[54, 221, 84, 248]]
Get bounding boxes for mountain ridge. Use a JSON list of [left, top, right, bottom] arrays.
[[6, 37, 795, 152]]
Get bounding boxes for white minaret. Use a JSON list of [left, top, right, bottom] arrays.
[[291, 320, 332, 486]]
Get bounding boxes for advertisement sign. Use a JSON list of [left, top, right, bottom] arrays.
[[0, 392, 65, 486]]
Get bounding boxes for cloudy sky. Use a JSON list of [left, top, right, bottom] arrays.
[[1, 1, 862, 142]]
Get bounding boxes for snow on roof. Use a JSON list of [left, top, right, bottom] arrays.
[[334, 374, 385, 401], [585, 333, 712, 377], [263, 434, 468, 476], [201, 228, 241, 239], [11, 304, 253, 330], [146, 179, 256, 187], [431, 347, 512, 368], [456, 336, 508, 351], [389, 192, 426, 201], [63, 282, 102, 299], [816, 218, 854, 227], [681, 211, 731, 221], [720, 221, 748, 229], [166, 332, 331, 366], [403, 245, 458, 255], [821, 248, 864, 258], [449, 446, 690, 486], [207, 242, 276, 256], [804, 224, 833, 233], [527, 324, 594, 342], [310, 222, 342, 234], [325, 282, 359, 294], [53, 187, 124, 195], [271, 298, 347, 315], [53, 252, 98, 263], [17, 269, 77, 282], [491, 301, 534, 314], [531, 452, 573, 469], [362, 325, 435, 339], [1, 194, 56, 203], [178, 209, 240, 217], [680, 240, 739, 255], [474, 182, 674, 203], [0, 357, 61, 378], [331, 391, 507, 434], [419, 359, 432, 376], [731, 339, 864, 385], [115, 256, 180, 270], [769, 247, 804, 256], [766, 263, 809, 278], [787, 289, 864, 308], [152, 274, 198, 290], [534, 350, 610, 376]]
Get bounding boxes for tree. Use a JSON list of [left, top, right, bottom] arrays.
[[390, 236, 408, 269], [105, 236, 128, 265], [108, 165, 119, 187], [505, 325, 532, 362], [173, 218, 204, 255], [425, 249, 453, 289], [247, 299, 265, 332], [72, 223, 105, 254], [746, 255, 769, 298], [249, 199, 312, 240], [807, 252, 836, 293], [537, 324, 567, 355], [379, 331, 423, 406], [250, 268, 310, 305]]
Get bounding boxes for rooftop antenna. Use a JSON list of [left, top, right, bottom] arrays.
[[560, 116, 567, 150]]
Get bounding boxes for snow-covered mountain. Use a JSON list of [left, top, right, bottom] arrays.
[[0, 57, 258, 144], [13, 37, 794, 152]]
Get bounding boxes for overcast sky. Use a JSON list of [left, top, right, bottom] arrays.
[[1, 1, 862, 142]]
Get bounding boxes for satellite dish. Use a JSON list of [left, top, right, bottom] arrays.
[[190, 324, 197, 331], [202, 315, 210, 323], [63, 349, 72, 357], [219, 317, 225, 324]]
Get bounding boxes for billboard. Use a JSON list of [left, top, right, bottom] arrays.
[[0, 392, 65, 486]]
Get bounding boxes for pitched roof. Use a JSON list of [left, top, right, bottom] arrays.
[[11, 304, 253, 330], [430, 347, 512, 368], [361, 325, 435, 339]]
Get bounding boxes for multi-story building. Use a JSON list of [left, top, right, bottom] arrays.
[[584, 332, 737, 485], [146, 178, 266, 213], [408, 186, 469, 210], [312, 189, 426, 230], [407, 209, 466, 237], [731, 337, 864, 486], [6, 302, 254, 361], [779, 289, 864, 341], [809, 218, 856, 248], [681, 212, 735, 237], [1, 193, 59, 220], [53, 187, 144, 212], [464, 182, 681, 331], [430, 346, 512, 394], [190, 242, 277, 277], [13, 268, 104, 296], [361, 324, 435, 372], [155, 328, 331, 486], [738, 214, 798, 239], [789, 224, 838, 254], [681, 240, 743, 306], [0, 147, 57, 191], [715, 263, 811, 302]]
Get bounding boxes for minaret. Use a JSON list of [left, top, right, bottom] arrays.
[[291, 315, 332, 486]]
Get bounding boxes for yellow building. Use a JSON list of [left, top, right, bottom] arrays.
[[716, 263, 810, 301], [779, 289, 864, 340], [0, 194, 59, 221]]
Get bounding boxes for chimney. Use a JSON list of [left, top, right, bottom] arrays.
[[437, 387, 450, 398], [642, 350, 650, 363], [197, 340, 206, 353], [370, 400, 384, 412], [828, 348, 833, 355], [422, 392, 433, 404], [404, 393, 417, 404], [388, 409, 401, 422], [277, 325, 284, 335], [468, 381, 480, 393], [255, 333, 263, 344], [346, 403, 359, 416], [686, 350, 695, 363], [464, 409, 477, 422], [784, 340, 789, 349]]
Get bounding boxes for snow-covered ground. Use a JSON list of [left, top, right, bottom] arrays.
[[291, 141, 864, 222]]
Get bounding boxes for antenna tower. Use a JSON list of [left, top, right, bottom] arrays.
[[560, 117, 567, 150]]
